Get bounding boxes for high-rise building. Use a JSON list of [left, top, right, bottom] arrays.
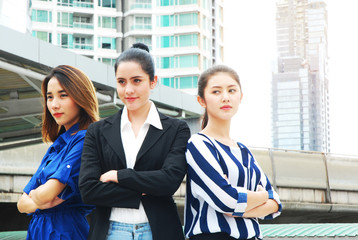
[[272, 0, 330, 152], [30, 0, 224, 94]]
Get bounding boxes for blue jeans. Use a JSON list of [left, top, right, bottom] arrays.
[[106, 221, 153, 240]]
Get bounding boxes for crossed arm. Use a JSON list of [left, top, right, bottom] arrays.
[[231, 185, 279, 218], [17, 179, 65, 214]]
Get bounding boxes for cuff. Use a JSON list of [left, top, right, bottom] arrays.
[[232, 191, 247, 217]]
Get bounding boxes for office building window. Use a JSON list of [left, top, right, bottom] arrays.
[[179, 76, 198, 89], [178, 55, 198, 68], [131, 0, 151, 9], [98, 0, 116, 8], [161, 77, 176, 88], [132, 16, 152, 30], [157, 34, 198, 48], [57, 33, 73, 49], [98, 16, 116, 29], [32, 10, 52, 23], [177, 34, 198, 47], [157, 57, 174, 69], [158, 0, 173, 6], [57, 12, 73, 27], [135, 37, 152, 50], [157, 15, 174, 27], [157, 55, 198, 69], [176, 0, 197, 5], [175, 13, 198, 26], [99, 57, 116, 66], [32, 31, 52, 43], [98, 37, 116, 50], [73, 15, 93, 29], [160, 76, 198, 89], [74, 37, 93, 50], [57, 0, 73, 6], [157, 36, 174, 48]]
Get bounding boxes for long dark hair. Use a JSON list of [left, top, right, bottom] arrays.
[[114, 43, 155, 81], [41, 65, 99, 142], [198, 65, 242, 129]]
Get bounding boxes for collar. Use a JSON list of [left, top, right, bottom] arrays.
[[121, 101, 163, 131], [57, 123, 80, 144]]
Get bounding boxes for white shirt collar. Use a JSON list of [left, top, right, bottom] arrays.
[[121, 101, 163, 131]]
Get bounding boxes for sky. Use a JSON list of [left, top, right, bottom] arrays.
[[224, 0, 358, 156]]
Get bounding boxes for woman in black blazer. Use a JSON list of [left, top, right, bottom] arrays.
[[79, 43, 190, 240]]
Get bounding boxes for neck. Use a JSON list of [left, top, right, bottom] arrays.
[[127, 101, 151, 126], [202, 118, 231, 139]]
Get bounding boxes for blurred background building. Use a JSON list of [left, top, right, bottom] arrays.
[[271, 0, 330, 152], [30, 0, 224, 94]]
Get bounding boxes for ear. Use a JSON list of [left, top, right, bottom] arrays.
[[197, 95, 206, 108], [150, 76, 158, 89], [240, 93, 243, 103]]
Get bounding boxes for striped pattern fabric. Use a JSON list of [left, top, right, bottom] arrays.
[[184, 133, 282, 239]]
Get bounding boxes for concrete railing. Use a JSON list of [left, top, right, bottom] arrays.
[[1, 142, 358, 208]]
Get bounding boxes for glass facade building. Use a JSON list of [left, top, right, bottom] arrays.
[[30, 0, 224, 93], [272, 0, 330, 152]]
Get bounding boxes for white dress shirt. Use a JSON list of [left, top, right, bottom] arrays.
[[109, 101, 163, 224]]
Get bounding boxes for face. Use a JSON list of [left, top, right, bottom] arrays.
[[46, 77, 81, 131], [198, 72, 243, 123], [116, 61, 157, 113]]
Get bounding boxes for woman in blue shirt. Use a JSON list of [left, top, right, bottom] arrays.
[[17, 65, 99, 240], [185, 65, 282, 240]]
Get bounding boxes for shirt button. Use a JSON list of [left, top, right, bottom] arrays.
[[67, 165, 71, 168]]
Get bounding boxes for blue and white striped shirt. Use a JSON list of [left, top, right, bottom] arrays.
[[184, 133, 282, 239]]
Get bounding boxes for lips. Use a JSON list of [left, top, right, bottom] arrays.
[[53, 113, 63, 118], [221, 105, 232, 110], [125, 97, 137, 102]]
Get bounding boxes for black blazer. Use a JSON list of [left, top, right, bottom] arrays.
[[79, 109, 190, 240]]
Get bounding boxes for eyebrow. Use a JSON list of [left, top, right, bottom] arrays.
[[47, 89, 66, 95], [116, 76, 143, 80], [211, 84, 238, 88]]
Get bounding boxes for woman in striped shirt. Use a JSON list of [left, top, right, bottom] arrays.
[[184, 65, 282, 240]]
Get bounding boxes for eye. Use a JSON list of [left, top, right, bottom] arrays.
[[61, 93, 68, 98], [212, 90, 220, 94], [117, 79, 126, 85], [133, 79, 142, 83], [229, 89, 236, 93], [47, 95, 53, 100]]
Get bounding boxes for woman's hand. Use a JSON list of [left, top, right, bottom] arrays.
[[100, 170, 118, 183]]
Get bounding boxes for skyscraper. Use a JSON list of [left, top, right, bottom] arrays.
[[30, 0, 224, 94], [272, 0, 330, 152]]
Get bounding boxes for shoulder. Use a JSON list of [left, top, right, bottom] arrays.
[[160, 112, 189, 129], [66, 130, 87, 147], [188, 133, 210, 144], [187, 133, 213, 150], [88, 111, 121, 131]]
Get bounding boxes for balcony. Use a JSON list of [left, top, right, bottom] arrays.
[[74, 43, 94, 50], [57, 0, 94, 8], [130, 3, 152, 10], [73, 22, 94, 29]]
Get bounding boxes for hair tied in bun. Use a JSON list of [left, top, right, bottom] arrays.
[[132, 42, 150, 53]]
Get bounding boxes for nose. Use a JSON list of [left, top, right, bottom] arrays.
[[125, 82, 134, 95], [51, 97, 60, 110], [222, 91, 230, 102]]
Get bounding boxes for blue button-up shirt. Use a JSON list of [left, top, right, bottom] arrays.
[[24, 123, 92, 212]]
